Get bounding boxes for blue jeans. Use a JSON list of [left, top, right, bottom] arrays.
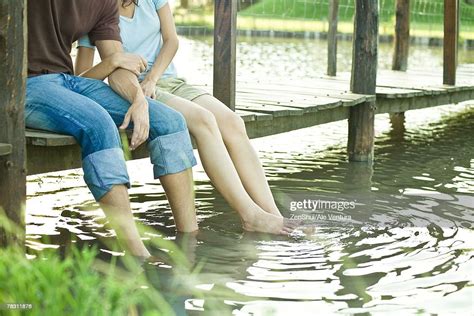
[[26, 74, 197, 201]]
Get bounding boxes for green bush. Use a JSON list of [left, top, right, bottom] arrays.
[[0, 246, 173, 316]]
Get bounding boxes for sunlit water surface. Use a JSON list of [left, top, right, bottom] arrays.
[[27, 37, 474, 315]]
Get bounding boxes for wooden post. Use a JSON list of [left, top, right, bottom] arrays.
[[391, 0, 409, 132], [392, 0, 410, 71], [0, 0, 27, 246], [443, 0, 458, 85], [348, 0, 379, 162], [180, 0, 189, 9], [327, 0, 339, 76], [389, 112, 406, 134], [213, 0, 237, 110]]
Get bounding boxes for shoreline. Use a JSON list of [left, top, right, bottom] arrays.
[[176, 25, 474, 49]]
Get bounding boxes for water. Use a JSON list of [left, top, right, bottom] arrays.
[[28, 37, 474, 315]]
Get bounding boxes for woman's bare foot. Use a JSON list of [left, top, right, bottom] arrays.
[[265, 206, 284, 218], [241, 209, 300, 235]]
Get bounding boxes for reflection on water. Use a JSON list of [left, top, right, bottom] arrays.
[[26, 102, 474, 315], [30, 37, 474, 314], [174, 36, 474, 84]]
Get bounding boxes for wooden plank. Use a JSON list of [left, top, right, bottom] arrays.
[[0, 0, 27, 246], [213, 0, 237, 110], [237, 84, 371, 106], [236, 103, 304, 117], [237, 112, 256, 123], [236, 110, 273, 121], [238, 95, 341, 113], [392, 0, 410, 71], [443, 0, 459, 85], [26, 129, 76, 146], [327, 0, 339, 76], [348, 0, 378, 162], [27, 144, 82, 175], [24, 110, 260, 148], [330, 68, 473, 90], [244, 106, 351, 139], [375, 86, 426, 98], [0, 143, 13, 156], [375, 71, 468, 93]]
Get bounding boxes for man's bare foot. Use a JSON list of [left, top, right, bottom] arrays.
[[241, 209, 300, 235]]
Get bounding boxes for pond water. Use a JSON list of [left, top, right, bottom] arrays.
[[28, 37, 474, 315]]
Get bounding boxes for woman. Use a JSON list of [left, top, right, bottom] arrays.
[[75, 0, 298, 235]]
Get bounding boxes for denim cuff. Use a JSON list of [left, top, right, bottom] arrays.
[[82, 148, 130, 201], [148, 129, 197, 178]]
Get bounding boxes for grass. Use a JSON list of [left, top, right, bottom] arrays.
[[0, 210, 196, 316], [0, 246, 173, 316], [174, 0, 474, 40]]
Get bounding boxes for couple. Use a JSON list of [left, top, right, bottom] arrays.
[[27, 0, 298, 259]]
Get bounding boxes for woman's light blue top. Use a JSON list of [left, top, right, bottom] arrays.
[[78, 0, 177, 81]]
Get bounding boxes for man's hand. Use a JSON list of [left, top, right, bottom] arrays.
[[120, 95, 150, 150], [111, 52, 148, 77], [95, 40, 151, 150], [140, 79, 157, 99]]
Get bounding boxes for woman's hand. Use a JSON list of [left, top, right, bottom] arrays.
[[140, 79, 157, 99], [111, 52, 148, 77]]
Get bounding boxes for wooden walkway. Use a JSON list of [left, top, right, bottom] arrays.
[[23, 65, 474, 175]]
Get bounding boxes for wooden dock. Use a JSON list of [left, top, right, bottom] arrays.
[[25, 65, 474, 175]]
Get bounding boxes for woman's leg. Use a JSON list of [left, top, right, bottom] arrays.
[[192, 94, 282, 216], [163, 95, 297, 234]]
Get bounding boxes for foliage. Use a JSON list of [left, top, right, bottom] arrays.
[[0, 210, 192, 316], [0, 245, 177, 315]]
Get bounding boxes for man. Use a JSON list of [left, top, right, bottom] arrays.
[[27, 0, 199, 259]]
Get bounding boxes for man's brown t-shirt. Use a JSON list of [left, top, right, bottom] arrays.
[[28, 0, 122, 77]]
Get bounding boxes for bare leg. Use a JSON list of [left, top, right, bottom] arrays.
[[159, 169, 199, 233], [193, 95, 282, 216], [99, 184, 150, 258], [163, 96, 296, 234]]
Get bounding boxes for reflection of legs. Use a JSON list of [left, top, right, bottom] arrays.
[[193, 95, 282, 216], [25, 75, 149, 257], [162, 95, 297, 235]]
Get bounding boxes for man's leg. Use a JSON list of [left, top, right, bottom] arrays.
[[160, 169, 197, 232], [77, 77, 198, 233], [100, 185, 150, 258], [26, 74, 149, 257]]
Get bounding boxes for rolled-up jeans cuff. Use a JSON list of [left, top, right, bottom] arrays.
[[148, 130, 197, 178], [82, 148, 130, 201]]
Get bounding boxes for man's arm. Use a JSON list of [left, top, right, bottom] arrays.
[[95, 40, 150, 151], [75, 46, 147, 80]]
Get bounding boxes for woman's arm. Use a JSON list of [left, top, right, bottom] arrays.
[[75, 46, 148, 80], [141, 3, 179, 98], [75, 46, 116, 80]]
